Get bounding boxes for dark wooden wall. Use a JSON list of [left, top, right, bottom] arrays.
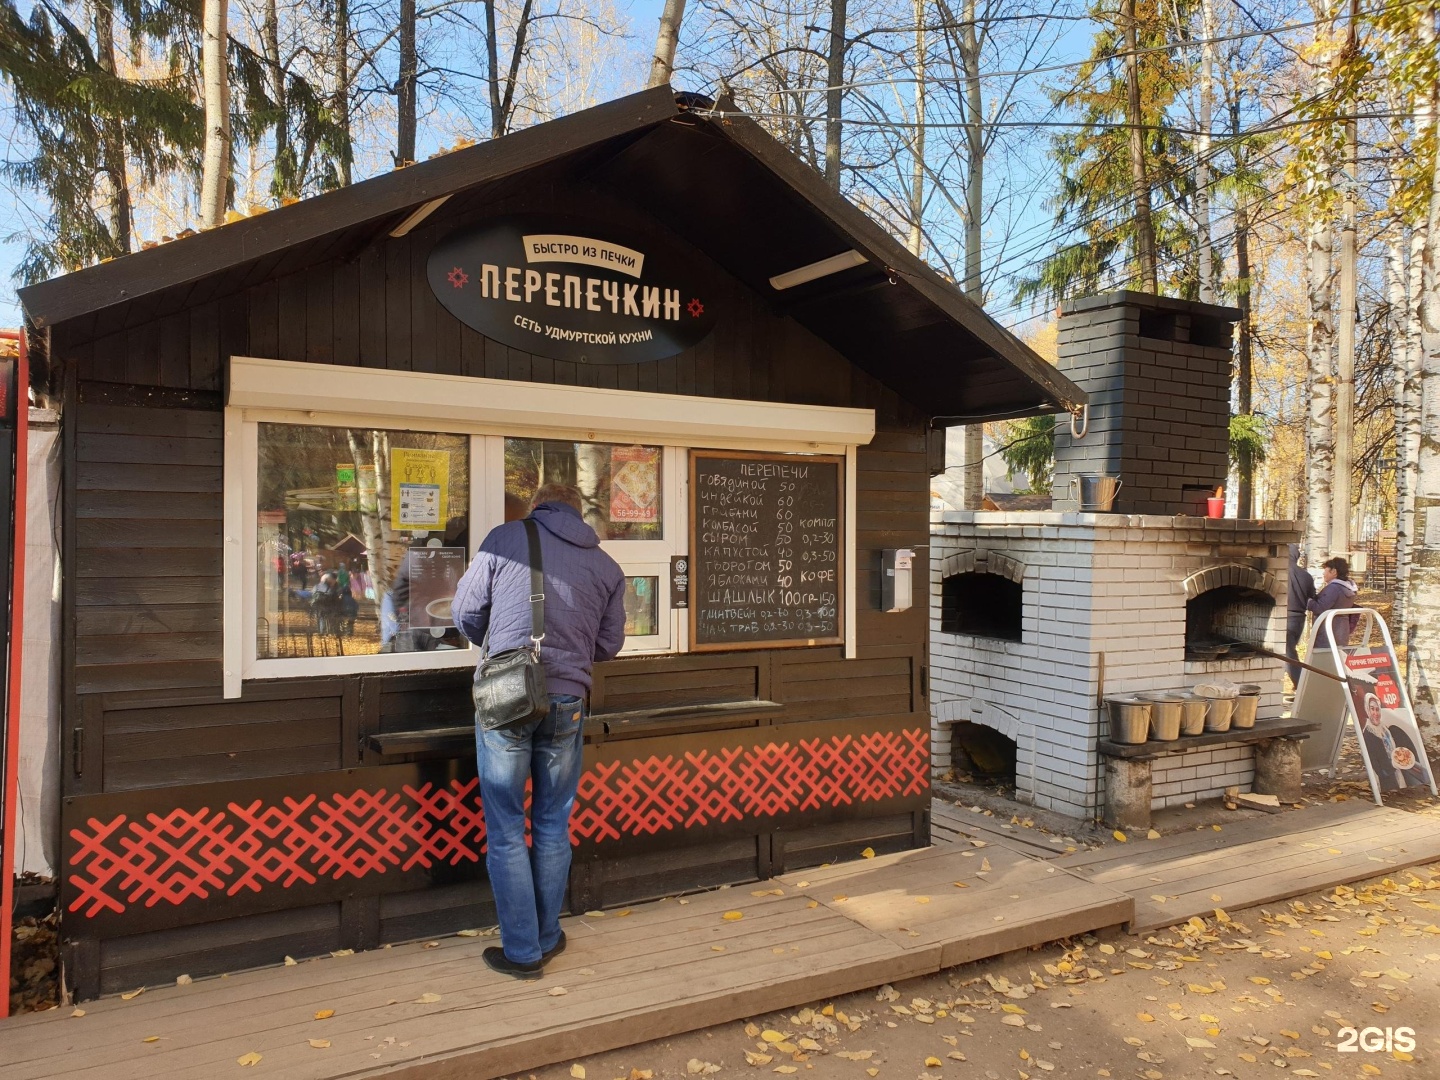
[[50, 181, 933, 998]]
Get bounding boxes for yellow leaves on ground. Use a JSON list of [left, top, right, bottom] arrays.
[[1113, 830, 1128, 842], [1146, 829, 1161, 840], [861, 847, 876, 858], [1001, 1004, 1027, 1014], [686, 1058, 721, 1074], [120, 988, 145, 1001], [751, 889, 784, 897], [1185, 1036, 1216, 1048], [744, 1051, 773, 1066], [237, 1052, 262, 1067], [761, 1030, 786, 1043], [1187, 983, 1216, 994], [570, 1065, 586, 1079], [722, 911, 744, 921], [414, 993, 441, 1004], [1136, 1012, 1155, 1022], [1001, 1014, 1027, 1027], [835, 1050, 874, 1061], [142, 1036, 160, 1043], [548, 986, 568, 996], [925, 1056, 943, 1066], [308, 1039, 330, 1049], [711, 945, 727, 952], [1247, 976, 1271, 985], [69, 1009, 85, 1018]]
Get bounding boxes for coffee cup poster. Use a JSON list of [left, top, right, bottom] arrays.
[[1344, 649, 1435, 793]]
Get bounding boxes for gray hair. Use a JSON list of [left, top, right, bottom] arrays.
[[531, 483, 583, 512]]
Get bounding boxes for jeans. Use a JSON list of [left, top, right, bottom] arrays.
[[477, 694, 584, 965]]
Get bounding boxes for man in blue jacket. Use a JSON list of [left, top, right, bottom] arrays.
[[453, 483, 626, 978]]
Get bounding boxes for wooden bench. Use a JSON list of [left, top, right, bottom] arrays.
[[1097, 717, 1321, 830], [363, 699, 785, 755]]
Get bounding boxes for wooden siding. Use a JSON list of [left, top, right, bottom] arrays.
[[52, 180, 936, 998]]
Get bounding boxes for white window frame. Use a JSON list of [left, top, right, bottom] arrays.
[[224, 357, 873, 698]]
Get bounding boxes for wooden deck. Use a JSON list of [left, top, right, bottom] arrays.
[[9, 797, 1439, 1080], [1, 838, 1131, 1080], [1062, 798, 1440, 933]]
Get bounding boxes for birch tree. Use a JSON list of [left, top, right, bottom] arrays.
[[201, 0, 232, 226]]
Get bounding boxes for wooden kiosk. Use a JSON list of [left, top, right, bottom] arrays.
[[18, 87, 1083, 999]]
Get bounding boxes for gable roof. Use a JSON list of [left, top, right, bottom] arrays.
[[18, 85, 1082, 423]]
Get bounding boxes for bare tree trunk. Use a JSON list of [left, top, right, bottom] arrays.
[[906, 0, 925, 257], [92, 0, 132, 253], [575, 444, 608, 537], [1304, 211, 1335, 565], [484, 0, 535, 139], [396, 0, 417, 165], [647, 0, 687, 88], [1234, 193, 1255, 518], [1406, 12, 1440, 724], [960, 0, 984, 509], [200, 0, 231, 228], [824, 0, 848, 190], [334, 0, 351, 185], [262, 0, 295, 199], [1195, 0, 1215, 301], [1389, 227, 1414, 629], [1123, 0, 1156, 292]]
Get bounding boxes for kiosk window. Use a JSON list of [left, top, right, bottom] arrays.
[[624, 576, 660, 637], [505, 438, 662, 539], [255, 424, 470, 660]]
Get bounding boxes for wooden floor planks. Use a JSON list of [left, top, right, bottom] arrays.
[[1063, 800, 1440, 933], [0, 838, 1132, 1080]]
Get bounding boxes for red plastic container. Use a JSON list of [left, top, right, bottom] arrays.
[[1206, 496, 1225, 519]]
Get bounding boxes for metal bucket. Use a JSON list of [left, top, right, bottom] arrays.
[[1070, 473, 1123, 512], [1106, 696, 1151, 744], [1178, 694, 1208, 736], [1203, 696, 1234, 733], [1232, 692, 1259, 729], [1138, 692, 1184, 741]]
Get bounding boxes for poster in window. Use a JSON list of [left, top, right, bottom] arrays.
[[610, 446, 660, 523], [358, 464, 378, 513], [336, 463, 358, 511], [406, 546, 467, 628], [1344, 648, 1435, 793], [391, 448, 450, 530]]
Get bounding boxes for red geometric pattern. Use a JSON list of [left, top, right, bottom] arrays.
[[67, 729, 927, 919]]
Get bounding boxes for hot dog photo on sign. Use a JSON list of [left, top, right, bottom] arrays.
[[1345, 650, 1433, 792]]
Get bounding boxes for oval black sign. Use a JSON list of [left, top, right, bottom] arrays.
[[427, 216, 718, 364]]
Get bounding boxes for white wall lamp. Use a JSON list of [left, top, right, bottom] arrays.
[[768, 249, 869, 291]]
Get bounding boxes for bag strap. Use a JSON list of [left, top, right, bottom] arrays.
[[523, 517, 545, 646]]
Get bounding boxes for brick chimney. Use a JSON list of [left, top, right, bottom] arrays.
[[1051, 292, 1240, 516]]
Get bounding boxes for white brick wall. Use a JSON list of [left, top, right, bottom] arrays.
[[930, 511, 1298, 818]]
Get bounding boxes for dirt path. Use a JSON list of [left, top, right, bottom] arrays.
[[532, 859, 1440, 1080]]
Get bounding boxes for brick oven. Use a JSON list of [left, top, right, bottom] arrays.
[[930, 292, 1300, 820]]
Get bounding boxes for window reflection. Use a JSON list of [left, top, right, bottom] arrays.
[[505, 438, 662, 540], [256, 424, 469, 658]]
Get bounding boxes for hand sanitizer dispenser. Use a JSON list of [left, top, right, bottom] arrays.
[[881, 548, 914, 612]]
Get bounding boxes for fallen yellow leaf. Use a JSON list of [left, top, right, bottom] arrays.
[[237, 1052, 262, 1067], [952, 881, 970, 888], [1137, 1012, 1155, 1022], [571, 1066, 586, 1079], [120, 988, 145, 1001], [314, 1008, 335, 1019], [925, 1057, 943, 1067], [1146, 829, 1161, 839], [309, 1039, 330, 1049], [722, 911, 744, 921], [1247, 976, 1270, 985], [1001, 1004, 1027, 1014], [1113, 830, 1128, 843], [70, 1009, 85, 1018], [711, 945, 727, 952], [142, 1036, 160, 1043], [762, 1030, 786, 1043], [773, 1067, 798, 1075], [861, 847, 876, 858], [415, 992, 441, 1003]]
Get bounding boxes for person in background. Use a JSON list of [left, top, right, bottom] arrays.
[[1307, 556, 1359, 649], [1286, 543, 1315, 688], [452, 483, 626, 979]]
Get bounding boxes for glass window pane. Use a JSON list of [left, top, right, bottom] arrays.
[[504, 438, 662, 540], [624, 576, 659, 637], [256, 424, 470, 659]]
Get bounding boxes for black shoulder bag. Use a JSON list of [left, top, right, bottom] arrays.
[[473, 519, 550, 732]]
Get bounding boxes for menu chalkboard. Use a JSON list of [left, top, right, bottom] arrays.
[[690, 451, 844, 649]]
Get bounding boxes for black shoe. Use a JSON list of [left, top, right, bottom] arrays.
[[541, 932, 567, 964], [483, 947, 543, 980]]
